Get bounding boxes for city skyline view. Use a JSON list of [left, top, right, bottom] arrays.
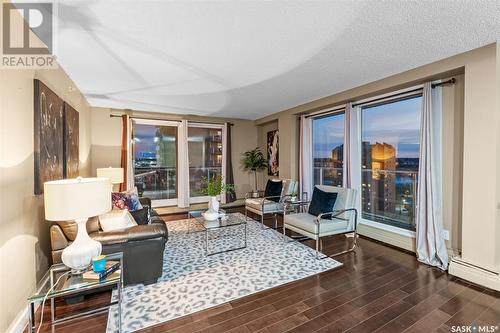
[[313, 96, 422, 160]]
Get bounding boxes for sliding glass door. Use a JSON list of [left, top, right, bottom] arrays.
[[312, 112, 345, 187], [360, 95, 422, 230], [130, 120, 225, 207], [188, 124, 223, 202], [132, 120, 178, 205]]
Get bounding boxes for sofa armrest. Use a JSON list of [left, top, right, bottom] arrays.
[[150, 215, 165, 225], [139, 197, 152, 208], [50, 224, 69, 250], [90, 224, 168, 245]]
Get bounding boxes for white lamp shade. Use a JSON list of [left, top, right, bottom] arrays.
[[96, 167, 124, 184], [44, 177, 112, 221]]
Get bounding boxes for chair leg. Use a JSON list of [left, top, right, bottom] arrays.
[[245, 207, 248, 221], [327, 232, 358, 258], [315, 238, 319, 259]]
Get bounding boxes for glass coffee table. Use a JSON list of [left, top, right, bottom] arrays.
[[189, 210, 247, 256], [27, 252, 123, 333]]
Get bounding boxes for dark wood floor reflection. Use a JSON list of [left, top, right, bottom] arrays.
[[33, 212, 500, 333]]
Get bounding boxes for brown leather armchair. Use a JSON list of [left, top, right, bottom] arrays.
[[50, 198, 168, 286]]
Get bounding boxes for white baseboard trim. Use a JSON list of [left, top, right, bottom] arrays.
[[6, 273, 49, 333], [6, 306, 30, 333], [449, 257, 500, 291]]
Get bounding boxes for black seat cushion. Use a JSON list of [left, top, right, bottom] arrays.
[[308, 187, 338, 219], [264, 179, 283, 202]]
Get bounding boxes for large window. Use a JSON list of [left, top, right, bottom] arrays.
[[361, 95, 422, 230], [131, 120, 225, 206], [132, 121, 178, 203], [312, 112, 345, 187], [188, 125, 223, 199]]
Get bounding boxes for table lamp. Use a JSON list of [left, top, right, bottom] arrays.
[[96, 167, 124, 192], [44, 177, 111, 273]]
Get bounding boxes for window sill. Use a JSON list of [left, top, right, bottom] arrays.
[[360, 218, 416, 238]]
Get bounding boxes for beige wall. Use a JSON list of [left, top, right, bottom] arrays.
[[442, 74, 464, 255], [256, 43, 500, 290], [0, 68, 92, 332], [90, 107, 258, 199]]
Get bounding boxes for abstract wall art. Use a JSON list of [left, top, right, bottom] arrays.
[[63, 102, 79, 178], [267, 130, 279, 176], [34, 79, 64, 195]]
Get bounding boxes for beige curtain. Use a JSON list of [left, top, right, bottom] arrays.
[[416, 82, 448, 270], [177, 120, 190, 208], [119, 115, 133, 191], [299, 115, 313, 199]]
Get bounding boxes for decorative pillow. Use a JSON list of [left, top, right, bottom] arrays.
[[264, 179, 283, 202], [112, 187, 143, 211], [308, 187, 338, 219], [99, 209, 138, 232]]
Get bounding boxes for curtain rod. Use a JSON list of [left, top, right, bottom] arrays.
[[352, 78, 456, 108], [432, 78, 456, 88], [304, 78, 456, 117], [109, 114, 234, 126], [304, 106, 346, 119]]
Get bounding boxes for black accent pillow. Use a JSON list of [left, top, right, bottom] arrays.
[[308, 187, 338, 219], [130, 207, 150, 225], [264, 180, 283, 202]]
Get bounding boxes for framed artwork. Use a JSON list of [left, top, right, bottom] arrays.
[[63, 102, 79, 178], [267, 130, 279, 176], [34, 79, 64, 195]]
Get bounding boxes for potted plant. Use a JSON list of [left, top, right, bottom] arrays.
[[242, 147, 267, 197], [201, 175, 235, 221]]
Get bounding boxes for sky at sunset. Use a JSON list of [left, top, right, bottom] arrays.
[[313, 96, 422, 159]]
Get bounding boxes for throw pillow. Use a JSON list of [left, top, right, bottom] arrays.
[[99, 209, 138, 232], [112, 187, 143, 211], [264, 179, 283, 202], [308, 187, 338, 219]]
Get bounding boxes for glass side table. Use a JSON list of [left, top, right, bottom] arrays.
[[284, 199, 311, 214], [27, 252, 123, 333], [189, 210, 247, 256]]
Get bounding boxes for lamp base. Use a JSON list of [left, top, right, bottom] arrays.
[[61, 218, 102, 272]]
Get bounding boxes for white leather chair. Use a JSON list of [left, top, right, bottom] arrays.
[[283, 185, 358, 258], [245, 179, 298, 229]]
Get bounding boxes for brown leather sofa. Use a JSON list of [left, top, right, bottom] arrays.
[[50, 198, 168, 286]]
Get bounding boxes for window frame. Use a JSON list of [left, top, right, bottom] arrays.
[[359, 93, 423, 232], [187, 122, 225, 204], [131, 119, 181, 207], [311, 109, 346, 188], [129, 119, 226, 207]]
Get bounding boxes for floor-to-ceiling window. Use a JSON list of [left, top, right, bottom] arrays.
[[132, 120, 178, 205], [360, 95, 422, 230], [312, 112, 345, 187], [188, 124, 223, 202], [131, 120, 225, 206]]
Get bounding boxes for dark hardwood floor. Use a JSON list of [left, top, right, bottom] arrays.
[[32, 212, 500, 333]]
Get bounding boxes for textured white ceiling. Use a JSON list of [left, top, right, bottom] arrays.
[[52, 0, 499, 119]]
